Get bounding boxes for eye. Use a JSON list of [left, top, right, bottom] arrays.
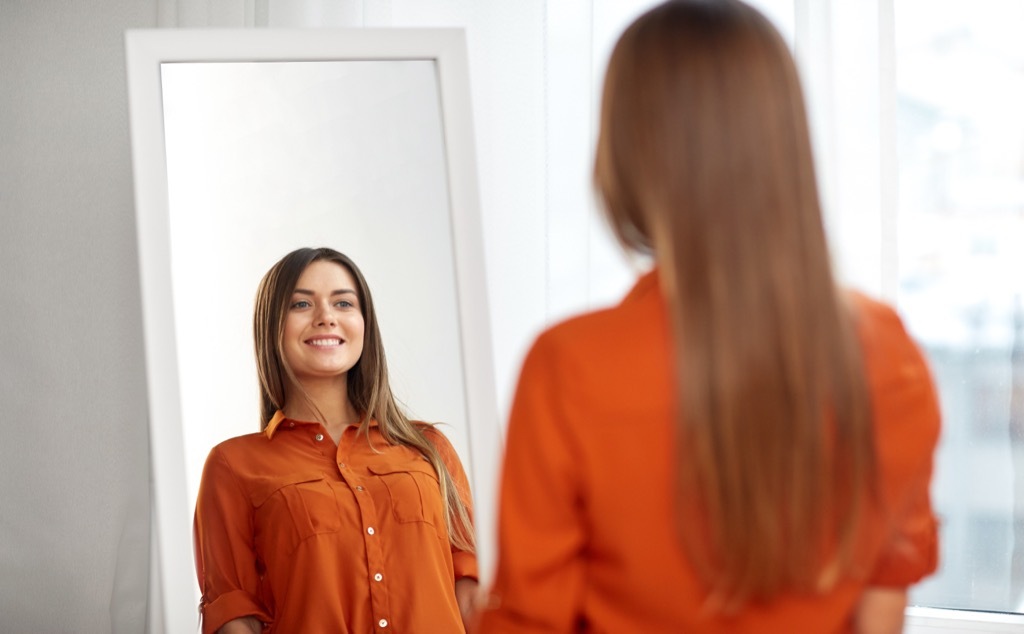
[[290, 299, 312, 309], [335, 299, 356, 309]]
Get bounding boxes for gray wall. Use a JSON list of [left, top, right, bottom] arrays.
[[1, 1, 155, 631]]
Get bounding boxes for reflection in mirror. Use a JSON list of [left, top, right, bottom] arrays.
[[162, 58, 467, 549], [126, 30, 499, 632]]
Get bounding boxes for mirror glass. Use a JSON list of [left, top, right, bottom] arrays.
[[126, 30, 499, 631], [161, 58, 470, 536]]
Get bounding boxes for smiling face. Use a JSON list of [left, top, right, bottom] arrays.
[[281, 260, 366, 388]]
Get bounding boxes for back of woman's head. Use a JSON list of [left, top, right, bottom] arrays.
[[596, 0, 821, 260], [595, 0, 875, 607]]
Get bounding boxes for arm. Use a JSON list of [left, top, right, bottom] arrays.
[[859, 480, 936, 634], [455, 576, 482, 629], [194, 447, 272, 634], [423, 426, 483, 624], [424, 426, 480, 577], [477, 334, 587, 632], [853, 588, 907, 634], [216, 616, 263, 634], [859, 302, 941, 633]]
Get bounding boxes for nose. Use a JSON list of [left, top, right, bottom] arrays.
[[314, 303, 337, 327]]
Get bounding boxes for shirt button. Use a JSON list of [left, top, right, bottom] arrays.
[[314, 433, 324, 442], [288, 422, 295, 428], [379, 619, 388, 628], [339, 462, 346, 469], [367, 526, 375, 535], [374, 573, 383, 581], [356, 485, 365, 491]]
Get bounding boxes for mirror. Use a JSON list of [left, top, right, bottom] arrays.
[[125, 28, 500, 632]]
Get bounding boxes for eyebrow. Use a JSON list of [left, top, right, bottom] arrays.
[[292, 288, 358, 297]]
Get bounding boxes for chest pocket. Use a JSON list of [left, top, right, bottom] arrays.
[[249, 472, 344, 557], [367, 460, 445, 529]]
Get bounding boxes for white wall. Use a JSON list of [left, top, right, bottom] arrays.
[[0, 1, 155, 631]]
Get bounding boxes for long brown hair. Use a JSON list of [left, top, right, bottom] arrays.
[[253, 247, 474, 553], [594, 0, 874, 606]]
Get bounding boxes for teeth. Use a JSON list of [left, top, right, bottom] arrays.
[[308, 338, 342, 347]]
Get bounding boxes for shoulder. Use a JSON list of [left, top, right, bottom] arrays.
[[546, 270, 659, 343], [412, 423, 469, 479], [414, 423, 460, 460], [204, 432, 269, 470], [210, 431, 268, 453], [506, 270, 671, 428], [847, 290, 941, 468], [539, 307, 626, 350], [416, 422, 452, 447], [520, 270, 667, 389], [848, 291, 908, 340], [847, 291, 933, 387]]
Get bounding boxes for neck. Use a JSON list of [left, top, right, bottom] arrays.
[[283, 376, 360, 431]]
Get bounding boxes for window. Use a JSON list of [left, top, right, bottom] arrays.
[[894, 0, 1024, 616]]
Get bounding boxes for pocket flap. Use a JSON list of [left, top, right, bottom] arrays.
[[249, 471, 326, 506], [367, 459, 438, 481]]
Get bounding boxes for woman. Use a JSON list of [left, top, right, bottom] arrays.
[[477, 1, 940, 632], [194, 247, 478, 633]]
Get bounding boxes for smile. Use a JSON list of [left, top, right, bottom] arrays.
[[306, 337, 344, 347]]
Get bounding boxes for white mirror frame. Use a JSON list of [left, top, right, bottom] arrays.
[[125, 28, 501, 633]]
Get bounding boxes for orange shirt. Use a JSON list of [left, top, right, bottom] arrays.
[[194, 411, 477, 634], [478, 270, 940, 633]]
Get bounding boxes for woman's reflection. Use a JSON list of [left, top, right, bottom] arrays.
[[193, 247, 477, 633]]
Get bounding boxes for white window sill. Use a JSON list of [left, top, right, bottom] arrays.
[[906, 607, 1024, 633]]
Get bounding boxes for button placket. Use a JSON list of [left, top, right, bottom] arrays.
[[348, 466, 392, 629], [341, 428, 393, 629]]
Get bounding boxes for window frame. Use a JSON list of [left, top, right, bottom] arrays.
[[906, 607, 1024, 633]]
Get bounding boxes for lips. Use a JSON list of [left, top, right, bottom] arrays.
[[306, 336, 344, 347]]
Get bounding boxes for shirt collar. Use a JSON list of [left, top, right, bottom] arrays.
[[264, 409, 379, 439], [264, 410, 289, 439]]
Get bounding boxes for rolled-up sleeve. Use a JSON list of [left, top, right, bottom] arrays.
[[869, 487, 939, 586], [194, 447, 271, 634], [427, 427, 480, 581]]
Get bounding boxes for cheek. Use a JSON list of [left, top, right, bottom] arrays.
[[348, 317, 366, 348], [282, 314, 303, 340], [281, 317, 306, 362]]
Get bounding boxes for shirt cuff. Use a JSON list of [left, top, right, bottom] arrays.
[[452, 549, 479, 582], [201, 590, 272, 634], [869, 514, 939, 587]]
